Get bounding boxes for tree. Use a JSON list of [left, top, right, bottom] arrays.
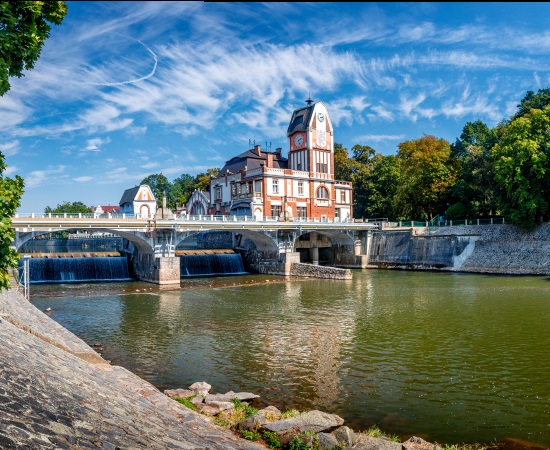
[[513, 88, 550, 120], [194, 168, 219, 192], [140, 173, 171, 208], [0, 1, 68, 95], [394, 135, 456, 221], [44, 201, 91, 214], [171, 173, 196, 208], [333, 143, 353, 182], [0, 152, 24, 289], [492, 107, 550, 229], [361, 154, 402, 220], [450, 120, 499, 217]]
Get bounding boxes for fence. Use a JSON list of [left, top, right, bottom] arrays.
[[383, 217, 507, 229]]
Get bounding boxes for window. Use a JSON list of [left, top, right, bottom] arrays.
[[341, 190, 346, 203], [298, 182, 304, 196], [215, 186, 222, 200], [297, 207, 307, 218], [271, 205, 281, 217], [255, 180, 261, 194], [272, 179, 279, 194], [316, 162, 328, 173], [231, 184, 237, 196], [317, 186, 329, 199]]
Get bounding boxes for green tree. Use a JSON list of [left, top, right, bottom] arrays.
[[513, 88, 550, 120], [394, 135, 456, 221], [334, 143, 353, 182], [450, 120, 499, 217], [171, 173, 196, 208], [0, 1, 68, 95], [0, 152, 24, 289], [194, 168, 219, 192], [362, 154, 402, 220], [44, 201, 91, 214], [140, 173, 171, 208], [492, 107, 550, 229]]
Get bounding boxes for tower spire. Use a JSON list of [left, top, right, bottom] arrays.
[[306, 92, 313, 106]]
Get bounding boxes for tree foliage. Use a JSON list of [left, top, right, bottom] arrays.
[[394, 135, 456, 221], [492, 107, 550, 229], [0, 1, 68, 95], [450, 120, 499, 217], [140, 173, 171, 207], [0, 152, 24, 289], [513, 88, 550, 120], [44, 201, 91, 214]]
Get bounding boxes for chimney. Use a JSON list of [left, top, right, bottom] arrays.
[[275, 147, 282, 157], [254, 144, 261, 156], [267, 153, 273, 167]]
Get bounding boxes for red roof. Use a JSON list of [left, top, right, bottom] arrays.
[[96, 205, 120, 213]]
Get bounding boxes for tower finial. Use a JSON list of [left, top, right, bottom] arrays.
[[306, 92, 313, 106]]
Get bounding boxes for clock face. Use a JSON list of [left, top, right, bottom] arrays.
[[317, 112, 325, 123], [294, 134, 304, 147]]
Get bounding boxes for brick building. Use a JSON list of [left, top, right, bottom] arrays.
[[207, 100, 353, 220]]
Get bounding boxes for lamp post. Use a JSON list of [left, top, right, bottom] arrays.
[[283, 195, 287, 221]]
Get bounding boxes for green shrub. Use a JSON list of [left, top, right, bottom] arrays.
[[173, 396, 196, 410], [288, 436, 309, 450], [230, 398, 258, 418], [239, 429, 260, 441], [261, 430, 282, 449]]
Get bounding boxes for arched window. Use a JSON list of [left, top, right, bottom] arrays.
[[317, 186, 329, 199]]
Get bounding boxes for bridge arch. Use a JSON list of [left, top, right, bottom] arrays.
[[172, 228, 279, 253]]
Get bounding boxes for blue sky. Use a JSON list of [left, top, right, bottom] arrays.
[[2, 2, 550, 213]]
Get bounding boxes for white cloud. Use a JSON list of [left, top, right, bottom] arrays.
[[84, 137, 111, 153], [74, 176, 94, 182], [3, 165, 18, 176], [25, 166, 67, 188], [0, 141, 20, 156]]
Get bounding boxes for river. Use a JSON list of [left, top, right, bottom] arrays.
[[30, 270, 550, 447]]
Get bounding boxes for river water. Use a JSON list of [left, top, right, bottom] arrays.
[[30, 270, 550, 447]]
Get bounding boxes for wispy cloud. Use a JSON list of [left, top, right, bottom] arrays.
[[25, 166, 67, 188], [0, 141, 20, 156]]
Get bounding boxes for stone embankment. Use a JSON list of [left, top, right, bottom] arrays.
[[0, 287, 425, 449], [371, 223, 550, 275], [290, 262, 352, 280]]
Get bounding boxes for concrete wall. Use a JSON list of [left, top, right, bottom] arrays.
[[369, 223, 550, 275], [131, 253, 181, 284]]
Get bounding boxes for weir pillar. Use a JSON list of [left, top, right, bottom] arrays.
[[354, 230, 373, 268], [131, 230, 181, 285]]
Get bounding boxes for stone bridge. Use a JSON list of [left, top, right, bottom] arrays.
[[11, 215, 379, 284]]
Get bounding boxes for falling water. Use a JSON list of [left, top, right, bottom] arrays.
[[180, 253, 247, 277], [20, 257, 131, 283]]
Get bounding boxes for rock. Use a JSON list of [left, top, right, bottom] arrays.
[[231, 412, 267, 432], [259, 405, 282, 421], [164, 389, 196, 399], [263, 410, 344, 434], [353, 435, 402, 450], [402, 436, 441, 450], [191, 394, 206, 406], [272, 427, 302, 446], [45, 307, 51, 312], [205, 393, 233, 403], [199, 401, 234, 416], [188, 381, 211, 396], [318, 432, 339, 450], [333, 426, 357, 447], [228, 392, 260, 401]]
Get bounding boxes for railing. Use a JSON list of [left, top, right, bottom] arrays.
[[384, 217, 507, 229]]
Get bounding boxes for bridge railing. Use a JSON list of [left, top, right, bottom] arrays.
[[14, 213, 362, 225]]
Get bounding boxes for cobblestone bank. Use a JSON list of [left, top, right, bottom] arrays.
[[290, 262, 353, 279], [0, 288, 266, 449]]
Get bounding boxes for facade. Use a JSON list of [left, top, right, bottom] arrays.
[[207, 100, 353, 220], [187, 189, 210, 216], [119, 185, 157, 218], [92, 205, 120, 217]]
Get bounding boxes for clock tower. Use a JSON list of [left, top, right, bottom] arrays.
[[287, 99, 334, 177]]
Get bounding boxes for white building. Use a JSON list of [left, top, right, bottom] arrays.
[[119, 185, 157, 218]]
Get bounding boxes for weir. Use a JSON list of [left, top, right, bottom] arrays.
[[179, 250, 247, 277], [18, 256, 131, 283]]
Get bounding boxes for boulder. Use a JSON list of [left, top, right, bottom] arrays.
[[263, 410, 344, 434], [205, 393, 233, 403], [317, 432, 340, 450], [402, 436, 441, 450], [199, 401, 234, 416], [353, 436, 402, 450], [228, 392, 260, 401], [259, 405, 282, 421], [163, 388, 195, 399], [333, 426, 357, 447], [188, 381, 212, 395], [191, 394, 206, 406], [231, 412, 267, 432]]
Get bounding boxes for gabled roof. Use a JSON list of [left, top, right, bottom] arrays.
[[219, 149, 288, 175], [119, 186, 140, 206]]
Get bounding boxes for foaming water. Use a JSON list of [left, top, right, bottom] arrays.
[[31, 271, 550, 447]]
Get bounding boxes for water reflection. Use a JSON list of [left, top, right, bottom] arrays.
[[31, 271, 550, 447]]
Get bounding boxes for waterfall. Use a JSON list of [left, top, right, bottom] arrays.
[[180, 253, 247, 277], [20, 256, 131, 283]]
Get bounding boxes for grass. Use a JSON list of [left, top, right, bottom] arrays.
[[361, 425, 401, 442], [173, 396, 196, 411]]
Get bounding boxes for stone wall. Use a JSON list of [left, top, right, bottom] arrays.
[[131, 253, 181, 284], [372, 223, 550, 275]]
